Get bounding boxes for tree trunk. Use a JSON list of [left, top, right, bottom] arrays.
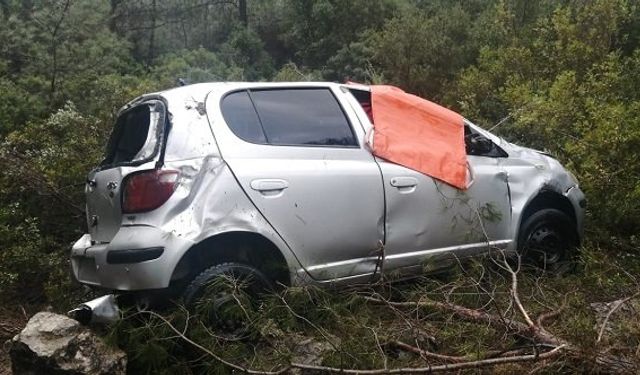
[[0, 0, 10, 20], [49, 0, 72, 106], [19, 0, 33, 20], [238, 0, 247, 26], [147, 0, 157, 66], [108, 0, 121, 34]]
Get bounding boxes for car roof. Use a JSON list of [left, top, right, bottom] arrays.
[[128, 81, 368, 107], [167, 81, 339, 95]]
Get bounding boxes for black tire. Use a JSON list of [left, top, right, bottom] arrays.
[[182, 262, 273, 336], [517, 208, 578, 274]]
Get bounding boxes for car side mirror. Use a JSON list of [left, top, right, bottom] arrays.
[[475, 135, 493, 154], [466, 133, 494, 155]]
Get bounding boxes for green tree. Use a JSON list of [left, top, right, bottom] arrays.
[[370, 5, 478, 99], [450, 0, 640, 239], [282, 0, 398, 69]]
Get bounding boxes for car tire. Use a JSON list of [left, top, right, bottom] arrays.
[[517, 208, 578, 274], [182, 262, 273, 336]]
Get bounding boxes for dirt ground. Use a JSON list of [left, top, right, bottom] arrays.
[[0, 306, 32, 375]]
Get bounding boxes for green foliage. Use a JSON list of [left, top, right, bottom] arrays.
[[0, 206, 45, 301], [324, 40, 378, 83], [273, 62, 323, 82], [449, 0, 640, 239], [370, 4, 478, 99], [282, 0, 398, 69], [152, 48, 231, 88], [220, 26, 275, 80], [0, 103, 105, 302], [0, 78, 45, 133]]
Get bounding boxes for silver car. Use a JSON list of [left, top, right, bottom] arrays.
[[71, 82, 585, 306]]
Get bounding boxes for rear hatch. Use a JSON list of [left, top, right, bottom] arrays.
[[86, 100, 167, 243]]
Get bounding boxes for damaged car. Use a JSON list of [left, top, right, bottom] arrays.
[[71, 82, 585, 315]]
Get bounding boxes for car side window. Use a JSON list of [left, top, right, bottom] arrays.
[[221, 88, 358, 147], [220, 91, 267, 143]]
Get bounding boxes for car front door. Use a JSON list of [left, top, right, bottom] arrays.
[[380, 127, 512, 275], [208, 85, 385, 281]]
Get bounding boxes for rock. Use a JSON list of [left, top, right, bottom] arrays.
[[590, 298, 639, 341], [288, 333, 338, 375], [9, 312, 126, 375], [292, 336, 334, 366]]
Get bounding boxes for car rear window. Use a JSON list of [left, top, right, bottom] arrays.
[[101, 102, 163, 167], [221, 88, 357, 147]]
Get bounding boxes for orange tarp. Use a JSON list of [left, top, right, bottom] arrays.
[[369, 85, 467, 189]]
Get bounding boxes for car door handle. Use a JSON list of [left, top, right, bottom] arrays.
[[390, 177, 418, 188], [250, 179, 289, 192]]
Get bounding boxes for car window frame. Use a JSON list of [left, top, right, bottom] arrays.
[[464, 122, 508, 158], [220, 87, 361, 149], [96, 99, 168, 172]]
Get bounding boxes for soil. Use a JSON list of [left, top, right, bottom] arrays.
[[0, 306, 33, 375]]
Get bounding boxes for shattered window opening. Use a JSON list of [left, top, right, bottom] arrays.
[[101, 102, 163, 168]]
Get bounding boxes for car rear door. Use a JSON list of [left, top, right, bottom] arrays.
[[207, 85, 385, 281]]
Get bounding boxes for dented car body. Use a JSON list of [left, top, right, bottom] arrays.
[[71, 82, 585, 301]]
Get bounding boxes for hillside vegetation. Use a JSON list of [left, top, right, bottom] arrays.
[[1, 0, 640, 373]]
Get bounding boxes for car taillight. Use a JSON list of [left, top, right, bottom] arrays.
[[122, 169, 179, 213]]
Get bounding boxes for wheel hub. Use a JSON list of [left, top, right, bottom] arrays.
[[527, 225, 564, 264]]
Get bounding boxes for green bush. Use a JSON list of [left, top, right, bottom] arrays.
[[0, 103, 106, 303]]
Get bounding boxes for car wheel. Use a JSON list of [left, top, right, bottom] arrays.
[[518, 208, 578, 273], [182, 262, 273, 338]]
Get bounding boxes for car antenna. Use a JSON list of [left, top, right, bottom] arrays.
[[488, 103, 531, 132]]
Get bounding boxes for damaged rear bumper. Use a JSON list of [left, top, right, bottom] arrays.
[[71, 226, 194, 291]]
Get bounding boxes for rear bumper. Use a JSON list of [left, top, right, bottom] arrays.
[[71, 225, 194, 291]]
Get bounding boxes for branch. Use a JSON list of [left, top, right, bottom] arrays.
[[136, 310, 289, 375], [137, 308, 566, 374], [596, 292, 640, 343], [390, 340, 476, 363], [291, 345, 566, 374], [363, 295, 566, 347], [504, 254, 536, 328], [276, 293, 341, 353], [536, 293, 569, 329]]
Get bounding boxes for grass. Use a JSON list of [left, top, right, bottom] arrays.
[[102, 244, 640, 374]]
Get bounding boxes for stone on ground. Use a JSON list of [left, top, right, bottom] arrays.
[[9, 312, 126, 375]]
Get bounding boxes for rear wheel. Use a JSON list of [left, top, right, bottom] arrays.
[[182, 262, 273, 338], [518, 208, 578, 274]]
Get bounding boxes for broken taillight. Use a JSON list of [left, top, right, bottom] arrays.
[[122, 169, 179, 213]]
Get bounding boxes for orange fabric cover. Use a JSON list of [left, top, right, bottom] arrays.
[[370, 85, 467, 189]]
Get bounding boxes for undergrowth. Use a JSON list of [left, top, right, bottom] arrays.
[[105, 245, 640, 374]]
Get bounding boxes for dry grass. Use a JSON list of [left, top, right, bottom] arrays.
[[103, 247, 640, 374]]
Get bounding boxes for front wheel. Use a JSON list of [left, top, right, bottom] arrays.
[[518, 208, 578, 274]]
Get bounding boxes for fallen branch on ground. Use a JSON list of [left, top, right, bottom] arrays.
[[138, 309, 567, 374], [596, 292, 640, 343], [127, 251, 638, 374]]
